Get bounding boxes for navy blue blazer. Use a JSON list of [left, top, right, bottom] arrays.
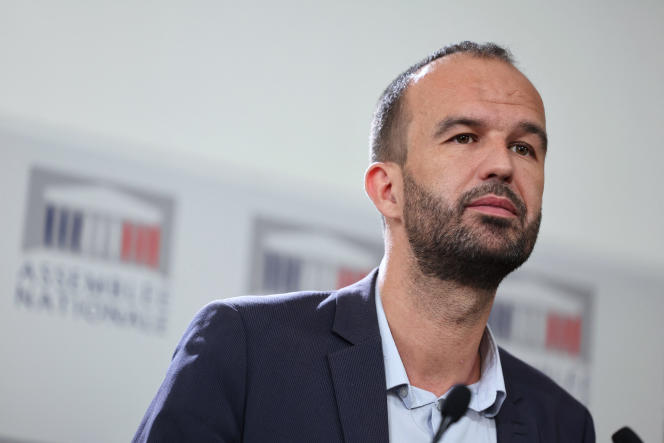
[[134, 270, 595, 442]]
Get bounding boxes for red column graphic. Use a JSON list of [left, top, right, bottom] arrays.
[[136, 225, 149, 265], [565, 316, 582, 355], [546, 312, 582, 356], [121, 222, 134, 262], [121, 222, 161, 269], [146, 226, 161, 269]]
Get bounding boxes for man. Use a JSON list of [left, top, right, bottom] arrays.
[[134, 42, 595, 442]]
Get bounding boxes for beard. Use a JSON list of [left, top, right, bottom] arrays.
[[402, 171, 541, 291]]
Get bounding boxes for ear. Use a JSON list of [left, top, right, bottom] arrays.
[[364, 162, 404, 221]]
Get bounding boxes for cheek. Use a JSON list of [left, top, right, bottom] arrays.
[[429, 173, 472, 207], [520, 170, 545, 216], [423, 156, 477, 193]]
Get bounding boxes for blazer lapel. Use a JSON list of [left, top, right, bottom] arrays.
[[495, 349, 539, 443], [327, 270, 389, 443], [495, 396, 535, 443]]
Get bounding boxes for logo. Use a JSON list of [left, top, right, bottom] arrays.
[[248, 217, 382, 294], [15, 167, 175, 334]]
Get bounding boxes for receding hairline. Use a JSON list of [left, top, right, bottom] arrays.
[[404, 52, 543, 114]]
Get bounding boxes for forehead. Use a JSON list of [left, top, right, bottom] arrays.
[[404, 54, 545, 126]]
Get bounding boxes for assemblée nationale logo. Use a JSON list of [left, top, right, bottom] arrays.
[[15, 167, 175, 334]]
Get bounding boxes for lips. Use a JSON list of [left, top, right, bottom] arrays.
[[466, 195, 519, 217]]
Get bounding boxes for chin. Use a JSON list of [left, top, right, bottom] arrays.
[[466, 223, 529, 254], [467, 217, 522, 242], [477, 213, 521, 228]]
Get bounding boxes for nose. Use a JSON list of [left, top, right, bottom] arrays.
[[477, 142, 514, 184]]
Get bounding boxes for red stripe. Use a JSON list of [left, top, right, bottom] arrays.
[[136, 226, 148, 264], [121, 222, 133, 261], [546, 312, 582, 356], [147, 227, 161, 268], [565, 316, 582, 355]]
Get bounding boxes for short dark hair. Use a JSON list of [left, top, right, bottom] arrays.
[[369, 41, 515, 165]]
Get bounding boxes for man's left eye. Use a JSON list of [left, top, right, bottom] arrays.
[[510, 144, 531, 156]]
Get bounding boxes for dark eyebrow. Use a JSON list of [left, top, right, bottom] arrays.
[[433, 117, 486, 139], [519, 121, 548, 152]]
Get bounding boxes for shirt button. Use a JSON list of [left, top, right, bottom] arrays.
[[399, 387, 408, 398]]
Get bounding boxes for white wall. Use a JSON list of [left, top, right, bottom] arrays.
[[1, 1, 663, 442]]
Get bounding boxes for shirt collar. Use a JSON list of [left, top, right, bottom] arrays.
[[375, 284, 506, 417]]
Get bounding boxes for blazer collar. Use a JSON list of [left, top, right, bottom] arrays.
[[327, 269, 389, 443], [495, 348, 539, 443], [331, 268, 381, 344], [327, 271, 539, 443]]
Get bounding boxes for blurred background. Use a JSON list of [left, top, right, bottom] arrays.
[[1, 1, 662, 442]]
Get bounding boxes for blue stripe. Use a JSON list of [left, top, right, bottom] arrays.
[[44, 205, 55, 246]]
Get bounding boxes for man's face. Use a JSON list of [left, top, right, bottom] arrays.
[[400, 54, 546, 289]]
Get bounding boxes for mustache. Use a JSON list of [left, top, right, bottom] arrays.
[[457, 183, 527, 219]]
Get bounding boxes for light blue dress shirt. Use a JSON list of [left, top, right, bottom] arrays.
[[375, 286, 506, 442]]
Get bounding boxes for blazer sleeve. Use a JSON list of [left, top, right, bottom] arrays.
[[133, 301, 247, 443]]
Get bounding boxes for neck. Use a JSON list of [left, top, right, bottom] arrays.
[[377, 254, 497, 397]]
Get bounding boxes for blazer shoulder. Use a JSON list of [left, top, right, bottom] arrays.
[[224, 290, 335, 310], [219, 290, 336, 320], [200, 290, 339, 339]]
